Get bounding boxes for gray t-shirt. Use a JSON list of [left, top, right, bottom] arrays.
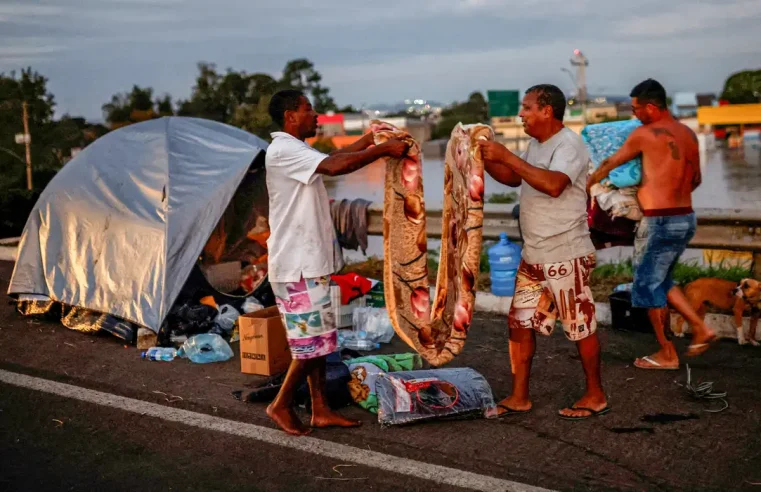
[[518, 127, 595, 265]]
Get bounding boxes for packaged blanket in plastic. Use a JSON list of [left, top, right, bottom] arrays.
[[582, 119, 642, 188], [376, 368, 496, 426], [346, 353, 423, 414]]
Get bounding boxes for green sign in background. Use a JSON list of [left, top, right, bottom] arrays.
[[487, 90, 520, 117]]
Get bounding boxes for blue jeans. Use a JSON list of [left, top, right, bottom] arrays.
[[632, 214, 696, 308]]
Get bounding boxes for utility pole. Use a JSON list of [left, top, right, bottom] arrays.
[[22, 101, 33, 190]]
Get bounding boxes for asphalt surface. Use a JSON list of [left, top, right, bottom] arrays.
[[2, 261, 761, 491]]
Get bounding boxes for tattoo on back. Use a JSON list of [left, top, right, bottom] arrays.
[[668, 141, 680, 160], [651, 128, 675, 138]]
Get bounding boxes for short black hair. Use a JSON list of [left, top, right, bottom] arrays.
[[526, 84, 566, 121], [630, 79, 667, 109], [268, 89, 306, 127]]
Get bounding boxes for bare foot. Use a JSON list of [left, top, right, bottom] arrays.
[[558, 392, 608, 419], [748, 338, 760, 347], [494, 395, 532, 416], [266, 404, 312, 436], [311, 409, 362, 428]]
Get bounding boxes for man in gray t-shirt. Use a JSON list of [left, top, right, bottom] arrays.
[[479, 84, 607, 421]]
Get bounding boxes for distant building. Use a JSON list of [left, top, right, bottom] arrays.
[[696, 93, 717, 108], [309, 112, 434, 148], [316, 113, 344, 137], [671, 92, 698, 118]]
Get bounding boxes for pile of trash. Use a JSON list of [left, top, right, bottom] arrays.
[[164, 296, 263, 345], [142, 292, 265, 364]]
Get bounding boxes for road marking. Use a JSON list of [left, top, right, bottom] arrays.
[[0, 368, 551, 492]]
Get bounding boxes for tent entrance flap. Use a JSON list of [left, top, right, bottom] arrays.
[[199, 152, 271, 298]]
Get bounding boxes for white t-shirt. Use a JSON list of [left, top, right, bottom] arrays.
[[518, 127, 595, 265], [265, 132, 343, 283]]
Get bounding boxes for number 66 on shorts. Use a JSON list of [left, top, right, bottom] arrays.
[[509, 254, 597, 342]]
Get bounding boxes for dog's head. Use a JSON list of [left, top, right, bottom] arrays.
[[735, 278, 761, 304]]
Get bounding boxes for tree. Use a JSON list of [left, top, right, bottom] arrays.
[[721, 69, 761, 104], [155, 94, 174, 116], [279, 58, 337, 113], [0, 68, 57, 190], [0, 68, 103, 235], [175, 59, 338, 139], [338, 104, 359, 114], [102, 85, 160, 127], [432, 91, 489, 139]]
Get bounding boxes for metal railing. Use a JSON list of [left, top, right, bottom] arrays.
[[366, 204, 761, 278]]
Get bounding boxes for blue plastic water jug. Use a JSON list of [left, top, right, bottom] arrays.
[[488, 233, 522, 297]]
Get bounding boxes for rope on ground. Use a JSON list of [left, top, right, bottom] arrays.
[[680, 364, 729, 413]]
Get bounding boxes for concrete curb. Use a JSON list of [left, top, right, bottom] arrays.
[[473, 291, 758, 342]]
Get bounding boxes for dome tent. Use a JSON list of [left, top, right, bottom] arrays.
[[8, 117, 271, 338]]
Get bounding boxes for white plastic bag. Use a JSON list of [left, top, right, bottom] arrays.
[[214, 304, 240, 332], [352, 307, 395, 344], [241, 297, 264, 314]]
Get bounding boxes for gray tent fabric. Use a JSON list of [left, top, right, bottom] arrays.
[[8, 117, 268, 333]]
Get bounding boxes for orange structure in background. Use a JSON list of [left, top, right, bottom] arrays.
[[305, 134, 363, 149]]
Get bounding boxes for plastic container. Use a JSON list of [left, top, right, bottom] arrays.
[[341, 338, 380, 351], [488, 233, 522, 297], [177, 333, 234, 363], [609, 291, 653, 333], [352, 307, 395, 344], [330, 283, 366, 328], [141, 347, 177, 362]]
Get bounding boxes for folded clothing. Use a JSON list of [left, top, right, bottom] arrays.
[[590, 183, 642, 221], [345, 353, 423, 414]]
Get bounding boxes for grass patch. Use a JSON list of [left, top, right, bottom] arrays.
[[592, 259, 751, 285], [590, 259, 752, 301], [486, 192, 518, 204], [342, 253, 751, 302], [672, 260, 751, 284]]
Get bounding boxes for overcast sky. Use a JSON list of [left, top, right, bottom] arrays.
[[2, 0, 760, 120]]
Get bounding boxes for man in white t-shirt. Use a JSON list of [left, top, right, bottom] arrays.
[[264, 90, 408, 435], [478, 85, 608, 421]]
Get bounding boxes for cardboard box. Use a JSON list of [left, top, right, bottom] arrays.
[[238, 306, 291, 376]]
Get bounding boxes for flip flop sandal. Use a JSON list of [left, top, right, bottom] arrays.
[[558, 406, 611, 421], [495, 404, 531, 418], [634, 356, 679, 370], [686, 335, 717, 357]]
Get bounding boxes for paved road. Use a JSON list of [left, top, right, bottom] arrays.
[[2, 261, 761, 491]]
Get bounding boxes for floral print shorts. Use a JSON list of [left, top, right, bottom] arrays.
[[271, 275, 337, 360]]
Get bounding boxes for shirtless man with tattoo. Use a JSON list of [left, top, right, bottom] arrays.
[[588, 79, 716, 370]]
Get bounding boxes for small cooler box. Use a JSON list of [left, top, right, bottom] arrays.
[[609, 291, 653, 333]]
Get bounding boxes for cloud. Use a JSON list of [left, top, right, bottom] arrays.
[[613, 0, 761, 36], [0, 4, 63, 16], [0, 44, 67, 61], [1, 0, 759, 118]]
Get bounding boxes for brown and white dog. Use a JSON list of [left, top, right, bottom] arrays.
[[673, 278, 761, 345]]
